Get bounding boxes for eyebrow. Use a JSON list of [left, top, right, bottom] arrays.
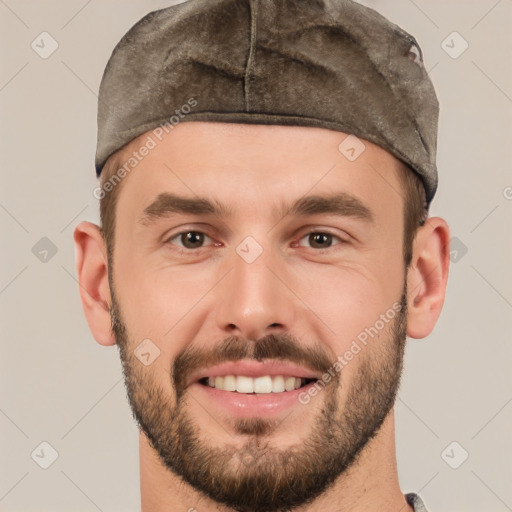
[[138, 191, 374, 226]]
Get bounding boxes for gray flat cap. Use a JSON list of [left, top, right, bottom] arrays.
[[96, 0, 439, 206]]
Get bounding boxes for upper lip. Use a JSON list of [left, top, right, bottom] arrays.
[[187, 360, 321, 386]]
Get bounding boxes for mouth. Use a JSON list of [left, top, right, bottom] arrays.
[[198, 375, 318, 394], [186, 360, 323, 417], [187, 360, 322, 391]]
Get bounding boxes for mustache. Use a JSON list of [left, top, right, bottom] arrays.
[[172, 333, 335, 399]]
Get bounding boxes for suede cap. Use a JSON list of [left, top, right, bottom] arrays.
[[96, 0, 439, 206]]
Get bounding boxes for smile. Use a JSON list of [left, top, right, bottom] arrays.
[[199, 375, 318, 394]]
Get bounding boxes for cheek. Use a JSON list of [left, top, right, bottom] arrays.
[[297, 258, 401, 326], [290, 259, 404, 373], [114, 255, 217, 353]]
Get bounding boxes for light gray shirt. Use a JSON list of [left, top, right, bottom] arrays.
[[406, 493, 429, 511]]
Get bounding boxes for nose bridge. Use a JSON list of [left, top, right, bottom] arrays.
[[215, 237, 295, 339]]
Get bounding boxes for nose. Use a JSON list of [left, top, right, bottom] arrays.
[[214, 245, 296, 340]]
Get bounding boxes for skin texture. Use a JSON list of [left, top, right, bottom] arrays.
[[74, 122, 450, 512]]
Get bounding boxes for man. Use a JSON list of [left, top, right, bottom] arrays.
[[74, 1, 450, 511]]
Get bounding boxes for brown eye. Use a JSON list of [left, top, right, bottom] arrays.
[[167, 231, 212, 250], [309, 233, 333, 248], [180, 231, 205, 249], [295, 231, 345, 250]]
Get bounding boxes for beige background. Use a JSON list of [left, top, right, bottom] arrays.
[[1, 1, 511, 511]]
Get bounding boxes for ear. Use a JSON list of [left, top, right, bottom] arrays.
[[73, 221, 115, 346], [406, 216, 450, 339]]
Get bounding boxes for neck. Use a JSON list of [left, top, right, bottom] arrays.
[[140, 409, 413, 512]]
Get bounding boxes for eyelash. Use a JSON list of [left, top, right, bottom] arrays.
[[164, 229, 348, 253]]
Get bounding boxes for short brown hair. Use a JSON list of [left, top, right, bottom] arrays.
[[396, 162, 428, 268], [99, 153, 427, 269]]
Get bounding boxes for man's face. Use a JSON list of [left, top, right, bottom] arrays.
[[109, 122, 409, 512]]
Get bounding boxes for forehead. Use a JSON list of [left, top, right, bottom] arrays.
[[111, 121, 404, 226]]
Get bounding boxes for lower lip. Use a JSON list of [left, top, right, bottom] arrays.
[[189, 381, 318, 418]]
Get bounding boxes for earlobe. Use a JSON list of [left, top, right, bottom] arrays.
[[406, 217, 451, 339], [73, 221, 116, 346]]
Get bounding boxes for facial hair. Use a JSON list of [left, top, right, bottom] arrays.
[[110, 284, 408, 512]]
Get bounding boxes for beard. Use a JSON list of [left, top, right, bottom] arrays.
[[110, 281, 408, 512]]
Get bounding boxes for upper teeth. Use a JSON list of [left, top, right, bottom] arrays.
[[207, 375, 307, 393]]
